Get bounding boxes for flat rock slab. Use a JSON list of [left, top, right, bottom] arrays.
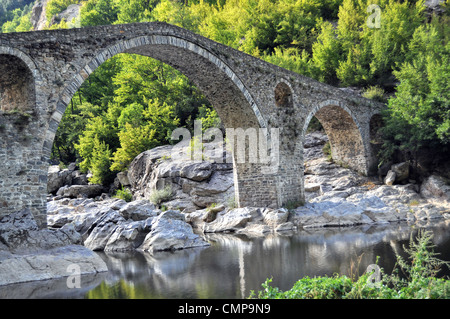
[[0, 245, 107, 286]]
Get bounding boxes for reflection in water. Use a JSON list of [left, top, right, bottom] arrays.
[[86, 220, 450, 299], [2, 220, 449, 299]]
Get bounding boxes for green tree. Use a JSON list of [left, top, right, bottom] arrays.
[[75, 115, 119, 175], [1, 8, 32, 33], [111, 99, 179, 171], [368, 0, 425, 85], [311, 20, 341, 84], [81, 0, 119, 26], [89, 138, 115, 185], [263, 47, 312, 77], [380, 24, 450, 164]]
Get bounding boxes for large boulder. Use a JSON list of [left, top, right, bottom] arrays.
[[0, 209, 107, 286], [391, 162, 410, 183], [57, 184, 106, 199], [118, 200, 158, 221], [203, 208, 255, 233], [0, 245, 107, 286], [420, 174, 450, 205], [104, 219, 152, 252], [384, 170, 396, 186], [0, 210, 82, 253], [83, 210, 126, 251], [138, 210, 210, 253], [47, 165, 72, 194], [116, 171, 130, 186], [127, 142, 234, 210]]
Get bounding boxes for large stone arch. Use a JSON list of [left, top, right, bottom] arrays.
[[42, 34, 273, 211], [302, 99, 369, 175], [44, 35, 266, 141]]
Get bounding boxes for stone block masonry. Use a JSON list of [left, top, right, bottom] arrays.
[[0, 22, 384, 227]]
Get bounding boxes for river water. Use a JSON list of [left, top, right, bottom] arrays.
[[2, 219, 450, 299]]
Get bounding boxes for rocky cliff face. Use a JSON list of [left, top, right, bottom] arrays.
[[0, 209, 107, 286], [30, 0, 48, 30], [30, 0, 82, 30], [127, 142, 235, 212]]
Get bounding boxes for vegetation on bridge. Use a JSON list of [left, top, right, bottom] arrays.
[[1, 0, 449, 185]]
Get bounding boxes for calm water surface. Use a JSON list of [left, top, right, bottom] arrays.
[[2, 220, 450, 299]]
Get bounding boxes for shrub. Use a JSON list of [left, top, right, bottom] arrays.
[[113, 186, 133, 202], [322, 142, 333, 162], [362, 85, 386, 103], [149, 185, 173, 206]]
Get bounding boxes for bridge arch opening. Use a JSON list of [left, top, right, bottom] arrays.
[[0, 54, 35, 113], [302, 101, 367, 175], [45, 34, 275, 213]]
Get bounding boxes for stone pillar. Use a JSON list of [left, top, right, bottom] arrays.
[[228, 126, 304, 209], [0, 113, 48, 228]]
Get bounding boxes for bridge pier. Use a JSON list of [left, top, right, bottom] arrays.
[[0, 113, 48, 228]]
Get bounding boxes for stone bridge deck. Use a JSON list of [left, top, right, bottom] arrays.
[[0, 22, 384, 227]]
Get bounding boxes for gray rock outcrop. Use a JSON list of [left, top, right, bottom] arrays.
[[127, 142, 234, 211], [139, 210, 210, 253], [420, 174, 450, 206], [0, 209, 107, 286], [30, 0, 48, 31], [47, 197, 210, 253]]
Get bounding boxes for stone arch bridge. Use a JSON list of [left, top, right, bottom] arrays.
[[0, 22, 384, 228]]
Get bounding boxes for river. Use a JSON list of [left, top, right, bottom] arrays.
[[1, 219, 449, 299]]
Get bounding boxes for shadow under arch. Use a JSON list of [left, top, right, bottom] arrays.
[[301, 99, 369, 176], [0, 46, 40, 114]]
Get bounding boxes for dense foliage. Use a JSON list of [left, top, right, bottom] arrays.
[[250, 231, 450, 299], [0, 0, 34, 25], [1, 0, 449, 185]]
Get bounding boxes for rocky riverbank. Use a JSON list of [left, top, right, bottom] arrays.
[[3, 131, 448, 287], [0, 209, 107, 286], [45, 132, 450, 253]]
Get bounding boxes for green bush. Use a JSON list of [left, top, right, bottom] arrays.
[[113, 186, 133, 202], [322, 141, 332, 162], [362, 85, 386, 103]]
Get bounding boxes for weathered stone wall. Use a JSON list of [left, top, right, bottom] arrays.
[[0, 22, 384, 227]]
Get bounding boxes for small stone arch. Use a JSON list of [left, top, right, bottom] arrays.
[[302, 99, 368, 175], [0, 46, 40, 114]]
